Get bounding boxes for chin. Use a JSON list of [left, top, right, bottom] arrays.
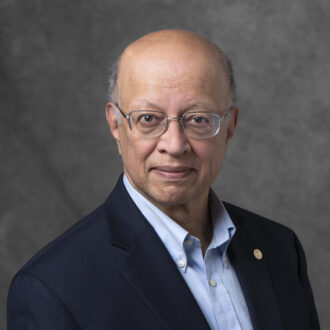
[[147, 186, 198, 207]]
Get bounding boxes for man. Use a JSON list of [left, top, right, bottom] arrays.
[[7, 30, 319, 329]]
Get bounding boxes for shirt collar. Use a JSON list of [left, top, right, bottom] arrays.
[[207, 189, 236, 257], [123, 174, 235, 268]]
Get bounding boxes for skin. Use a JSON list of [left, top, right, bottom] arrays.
[[106, 30, 238, 253]]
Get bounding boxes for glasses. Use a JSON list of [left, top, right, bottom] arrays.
[[114, 103, 232, 139]]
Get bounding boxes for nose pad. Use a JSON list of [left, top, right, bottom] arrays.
[[164, 117, 185, 134], [157, 117, 190, 155]]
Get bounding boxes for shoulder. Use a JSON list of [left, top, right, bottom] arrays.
[[223, 201, 298, 250], [16, 202, 112, 279], [12, 176, 141, 284], [224, 201, 294, 233]]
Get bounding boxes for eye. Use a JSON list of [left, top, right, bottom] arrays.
[[185, 113, 210, 127], [192, 116, 208, 124], [133, 111, 165, 128], [140, 114, 155, 123]]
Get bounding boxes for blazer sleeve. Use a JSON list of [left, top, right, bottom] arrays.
[[293, 232, 320, 330], [7, 271, 80, 330]]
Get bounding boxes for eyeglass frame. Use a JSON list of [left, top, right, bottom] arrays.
[[114, 102, 233, 139]]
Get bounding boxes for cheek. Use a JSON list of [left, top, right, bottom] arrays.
[[120, 133, 157, 169], [196, 140, 226, 177]]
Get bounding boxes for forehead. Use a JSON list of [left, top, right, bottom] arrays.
[[118, 42, 229, 108]]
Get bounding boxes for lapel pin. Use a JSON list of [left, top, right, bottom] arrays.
[[253, 248, 263, 260]]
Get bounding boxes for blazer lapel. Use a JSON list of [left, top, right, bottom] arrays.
[[117, 225, 210, 330], [225, 203, 284, 330], [105, 176, 210, 330]]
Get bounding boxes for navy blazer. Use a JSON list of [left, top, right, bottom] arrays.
[[7, 175, 320, 329]]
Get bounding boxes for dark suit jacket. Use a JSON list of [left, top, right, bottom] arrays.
[[7, 175, 320, 330]]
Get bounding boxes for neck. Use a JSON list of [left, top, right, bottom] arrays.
[[155, 192, 213, 255], [124, 173, 213, 255]]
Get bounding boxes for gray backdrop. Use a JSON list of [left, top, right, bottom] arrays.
[[1, 0, 329, 329]]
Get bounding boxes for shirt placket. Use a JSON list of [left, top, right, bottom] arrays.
[[205, 249, 241, 330]]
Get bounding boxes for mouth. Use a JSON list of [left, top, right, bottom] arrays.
[[151, 166, 194, 179]]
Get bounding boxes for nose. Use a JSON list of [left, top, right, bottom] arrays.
[[156, 118, 191, 156]]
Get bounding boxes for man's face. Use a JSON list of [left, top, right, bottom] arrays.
[[107, 46, 238, 209]]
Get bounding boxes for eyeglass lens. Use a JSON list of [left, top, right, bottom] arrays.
[[129, 111, 220, 138]]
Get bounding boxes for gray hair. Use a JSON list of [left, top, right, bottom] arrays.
[[108, 57, 120, 104], [224, 56, 237, 107]]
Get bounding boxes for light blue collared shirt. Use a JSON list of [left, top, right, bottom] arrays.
[[123, 175, 253, 330]]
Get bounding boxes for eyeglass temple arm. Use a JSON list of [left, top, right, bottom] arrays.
[[114, 103, 129, 119], [223, 105, 234, 119]]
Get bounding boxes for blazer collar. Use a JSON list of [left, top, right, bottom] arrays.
[[105, 175, 211, 329], [224, 202, 284, 330], [104, 174, 149, 250]]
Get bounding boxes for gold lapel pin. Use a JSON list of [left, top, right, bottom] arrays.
[[253, 248, 263, 260]]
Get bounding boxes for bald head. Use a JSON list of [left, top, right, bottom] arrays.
[[108, 30, 235, 105], [122, 30, 224, 65]]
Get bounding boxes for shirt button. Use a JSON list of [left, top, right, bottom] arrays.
[[177, 259, 185, 268], [209, 278, 217, 287], [184, 239, 193, 246]]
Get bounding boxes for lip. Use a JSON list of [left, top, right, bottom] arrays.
[[151, 166, 194, 179]]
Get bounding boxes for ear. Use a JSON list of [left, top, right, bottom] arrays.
[[225, 107, 239, 145], [105, 102, 122, 155]]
